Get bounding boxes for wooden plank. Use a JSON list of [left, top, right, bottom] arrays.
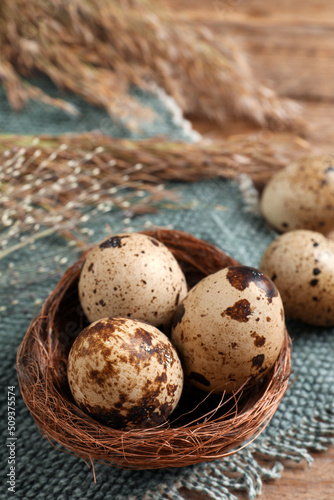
[[191, 100, 334, 152], [179, 446, 334, 500], [168, 0, 334, 100], [168, 0, 334, 24]]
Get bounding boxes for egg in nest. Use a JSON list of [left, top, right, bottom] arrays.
[[78, 233, 188, 329], [67, 317, 184, 429], [171, 266, 285, 394]]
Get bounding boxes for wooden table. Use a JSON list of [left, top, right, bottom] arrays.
[[166, 1, 334, 498]]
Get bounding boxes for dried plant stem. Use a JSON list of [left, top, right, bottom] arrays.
[[0, 132, 311, 249], [0, 0, 304, 130], [0, 131, 311, 184], [0, 227, 57, 261]]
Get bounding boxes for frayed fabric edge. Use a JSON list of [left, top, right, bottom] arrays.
[[236, 174, 261, 215], [145, 81, 202, 144], [142, 403, 334, 500]]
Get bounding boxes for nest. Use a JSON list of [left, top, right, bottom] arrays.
[[16, 229, 292, 470]]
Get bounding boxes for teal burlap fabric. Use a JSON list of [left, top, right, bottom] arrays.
[[1, 80, 334, 500], [0, 77, 198, 141]]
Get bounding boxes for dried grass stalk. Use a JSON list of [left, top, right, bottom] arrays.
[[16, 229, 292, 470], [0, 0, 303, 129], [0, 131, 311, 251]]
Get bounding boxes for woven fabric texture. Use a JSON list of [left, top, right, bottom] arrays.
[[0, 77, 198, 141], [0, 81, 334, 500]]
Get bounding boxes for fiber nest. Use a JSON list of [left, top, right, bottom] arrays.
[[16, 229, 292, 470]]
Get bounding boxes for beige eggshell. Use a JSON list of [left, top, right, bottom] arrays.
[[78, 233, 187, 328], [171, 266, 285, 394], [67, 317, 184, 429], [260, 230, 334, 326], [261, 155, 334, 235]]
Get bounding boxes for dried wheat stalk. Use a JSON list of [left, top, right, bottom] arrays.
[[0, 0, 303, 129]]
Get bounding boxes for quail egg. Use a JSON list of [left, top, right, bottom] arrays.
[[171, 266, 285, 394], [261, 155, 334, 235], [260, 230, 334, 326], [67, 317, 184, 429], [78, 233, 188, 328]]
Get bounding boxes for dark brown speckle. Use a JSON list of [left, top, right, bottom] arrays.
[[89, 369, 105, 386], [226, 266, 278, 304], [134, 327, 152, 346], [252, 354, 265, 368], [166, 383, 179, 398], [155, 372, 167, 384], [222, 298, 253, 323], [251, 332, 266, 347], [99, 235, 129, 249]]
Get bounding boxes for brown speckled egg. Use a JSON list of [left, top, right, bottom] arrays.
[[78, 233, 187, 328], [171, 266, 285, 394], [67, 317, 184, 429], [261, 155, 334, 235], [260, 230, 334, 326]]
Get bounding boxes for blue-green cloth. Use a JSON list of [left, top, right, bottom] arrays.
[[0, 77, 196, 141], [0, 81, 333, 500]]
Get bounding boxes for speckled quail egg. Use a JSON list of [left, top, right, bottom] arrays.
[[260, 230, 334, 326], [261, 155, 334, 235], [67, 317, 184, 429], [171, 266, 285, 394], [78, 233, 187, 328]]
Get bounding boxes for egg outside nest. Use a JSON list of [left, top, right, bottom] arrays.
[[261, 154, 334, 236], [16, 229, 292, 470], [260, 229, 334, 326]]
